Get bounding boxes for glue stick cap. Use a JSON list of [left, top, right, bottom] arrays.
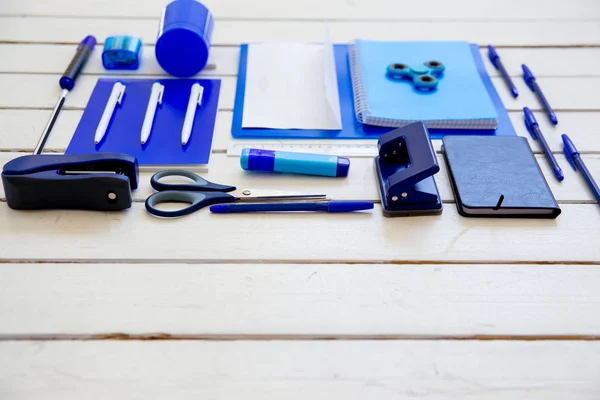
[[155, 0, 214, 77]]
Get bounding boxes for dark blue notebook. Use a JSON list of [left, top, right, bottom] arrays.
[[66, 78, 221, 171], [442, 136, 561, 218], [231, 43, 516, 140]]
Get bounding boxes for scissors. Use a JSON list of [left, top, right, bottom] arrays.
[[145, 170, 328, 218]]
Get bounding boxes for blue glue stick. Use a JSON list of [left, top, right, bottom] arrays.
[[240, 148, 350, 177]]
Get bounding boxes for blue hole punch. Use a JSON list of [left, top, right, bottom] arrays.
[[374, 122, 443, 217], [386, 60, 445, 90]]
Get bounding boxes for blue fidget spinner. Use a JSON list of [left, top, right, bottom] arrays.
[[386, 61, 445, 90]]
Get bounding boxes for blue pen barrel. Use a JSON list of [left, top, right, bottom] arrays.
[[60, 35, 96, 90], [575, 156, 600, 204], [210, 201, 374, 213], [240, 148, 350, 177]]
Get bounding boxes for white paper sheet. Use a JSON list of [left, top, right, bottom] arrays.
[[241, 42, 343, 130]]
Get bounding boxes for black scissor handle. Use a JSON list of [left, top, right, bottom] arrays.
[[145, 190, 237, 218], [150, 170, 236, 192]]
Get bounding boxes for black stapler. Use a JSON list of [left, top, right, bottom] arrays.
[[374, 122, 443, 217], [2, 153, 139, 211]]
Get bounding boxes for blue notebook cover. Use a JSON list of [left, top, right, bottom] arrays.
[[232, 43, 515, 140], [442, 136, 560, 218], [351, 40, 498, 129], [66, 78, 221, 169]]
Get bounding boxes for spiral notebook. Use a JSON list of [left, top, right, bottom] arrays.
[[349, 40, 498, 130]]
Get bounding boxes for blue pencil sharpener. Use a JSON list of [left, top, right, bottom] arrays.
[[102, 36, 143, 70]]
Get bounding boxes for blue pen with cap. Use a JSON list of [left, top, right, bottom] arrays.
[[240, 148, 350, 177], [522, 64, 558, 125], [523, 107, 564, 181], [487, 45, 518, 98]]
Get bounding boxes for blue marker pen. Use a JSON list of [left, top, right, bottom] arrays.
[[240, 148, 350, 177]]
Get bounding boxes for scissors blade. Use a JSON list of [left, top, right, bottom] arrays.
[[233, 188, 328, 201]]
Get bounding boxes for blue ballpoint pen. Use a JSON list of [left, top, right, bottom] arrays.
[[487, 45, 518, 98], [522, 64, 558, 125], [523, 107, 564, 181], [210, 201, 374, 213], [562, 134, 600, 205]]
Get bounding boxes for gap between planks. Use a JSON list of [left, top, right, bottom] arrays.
[[3, 14, 600, 23], [0, 258, 598, 266], [1, 41, 599, 50], [0, 334, 599, 341]]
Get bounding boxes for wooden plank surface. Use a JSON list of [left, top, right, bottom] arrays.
[[1, 45, 599, 78], [1, 341, 599, 399], [1, 17, 599, 46], [1, 203, 599, 263], [1, 263, 599, 337], [0, 109, 598, 154], [3, 0, 599, 20], [1, 73, 598, 113]]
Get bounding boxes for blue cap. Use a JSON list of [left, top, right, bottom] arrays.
[[241, 148, 276, 172], [336, 157, 350, 177], [522, 64, 536, 90], [80, 35, 97, 50], [562, 134, 579, 171], [523, 107, 539, 139], [487, 45, 500, 67], [155, 0, 214, 77]]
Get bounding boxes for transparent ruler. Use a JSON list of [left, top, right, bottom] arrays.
[[227, 142, 378, 157]]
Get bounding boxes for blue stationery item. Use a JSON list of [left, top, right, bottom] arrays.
[[66, 78, 220, 170], [487, 45, 518, 98], [442, 135, 561, 218], [240, 148, 350, 177], [102, 36, 143, 70], [145, 170, 327, 218], [523, 107, 564, 181], [350, 40, 498, 130], [231, 43, 516, 140], [155, 0, 214, 77], [210, 201, 374, 213], [35, 35, 96, 155], [522, 64, 558, 125], [1, 153, 138, 211], [562, 134, 600, 205], [386, 60, 445, 90], [375, 122, 442, 217]]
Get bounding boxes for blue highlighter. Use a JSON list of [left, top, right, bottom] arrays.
[[240, 148, 350, 177]]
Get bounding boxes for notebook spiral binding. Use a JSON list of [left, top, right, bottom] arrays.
[[348, 43, 369, 125], [348, 43, 497, 130]]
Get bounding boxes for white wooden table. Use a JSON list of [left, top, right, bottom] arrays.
[[1, 0, 600, 398]]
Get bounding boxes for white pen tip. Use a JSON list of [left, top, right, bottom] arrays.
[[94, 140, 99, 145], [141, 140, 146, 145], [182, 141, 187, 146]]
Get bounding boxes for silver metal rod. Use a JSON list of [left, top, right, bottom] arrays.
[[33, 89, 69, 155]]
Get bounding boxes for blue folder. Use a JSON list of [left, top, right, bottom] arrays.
[[66, 78, 221, 167], [231, 43, 516, 140]]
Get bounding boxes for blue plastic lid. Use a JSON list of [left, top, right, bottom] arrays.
[[336, 157, 350, 177], [155, 0, 214, 77], [240, 148, 276, 172]]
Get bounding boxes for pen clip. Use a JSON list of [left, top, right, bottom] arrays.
[[154, 83, 164, 104], [192, 83, 204, 106], [115, 82, 126, 104]]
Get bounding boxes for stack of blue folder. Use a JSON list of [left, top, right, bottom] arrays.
[[231, 41, 516, 140]]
